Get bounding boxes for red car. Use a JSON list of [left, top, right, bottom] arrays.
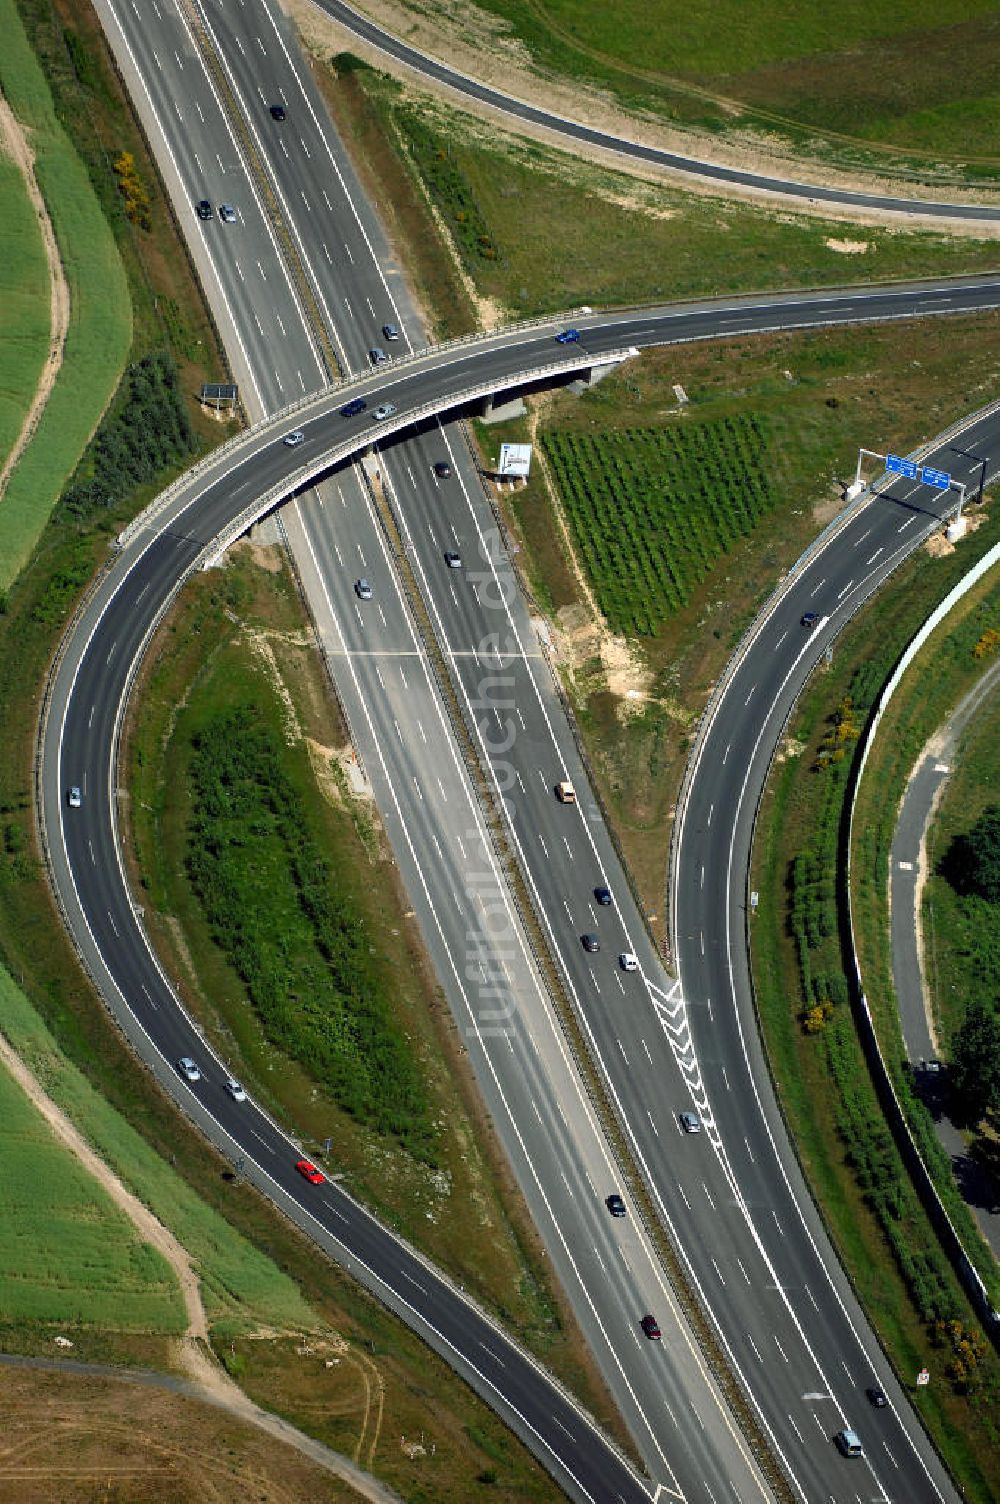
[[640, 1314, 661, 1340], [295, 1159, 325, 1185]]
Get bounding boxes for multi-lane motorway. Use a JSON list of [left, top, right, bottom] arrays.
[[42, 0, 1000, 1500]]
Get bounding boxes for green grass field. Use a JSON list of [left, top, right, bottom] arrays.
[[0, 1042, 184, 1331], [0, 964, 320, 1337], [350, 67, 1000, 324], [0, 151, 49, 479], [0, 0, 130, 589], [455, 1, 1000, 166]]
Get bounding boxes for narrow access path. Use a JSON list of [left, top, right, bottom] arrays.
[[0, 92, 70, 503], [890, 658, 1000, 1257], [0, 1031, 403, 1504]]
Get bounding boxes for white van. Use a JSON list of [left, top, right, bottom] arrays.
[[835, 1428, 863, 1458]]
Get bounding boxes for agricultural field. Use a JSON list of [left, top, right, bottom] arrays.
[[542, 418, 775, 636], [0, 0, 130, 587], [401, 0, 1000, 169], [0, 1040, 184, 1333], [0, 145, 49, 490]]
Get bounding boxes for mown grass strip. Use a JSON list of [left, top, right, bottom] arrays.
[[0, 0, 130, 588]]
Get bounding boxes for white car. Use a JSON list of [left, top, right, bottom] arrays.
[[224, 1077, 247, 1102], [372, 403, 397, 421], [219, 203, 237, 224], [177, 1057, 201, 1084], [67, 786, 82, 809], [283, 430, 305, 448], [619, 952, 638, 972]]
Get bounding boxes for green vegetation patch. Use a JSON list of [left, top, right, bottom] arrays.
[[466, 0, 1000, 167], [0, 0, 130, 587], [0, 150, 49, 470], [753, 524, 1000, 1499], [0, 1047, 184, 1331], [340, 63, 1000, 326], [185, 706, 432, 1156], [58, 350, 195, 523], [542, 417, 775, 635], [0, 964, 319, 1336]]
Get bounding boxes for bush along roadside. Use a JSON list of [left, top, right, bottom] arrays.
[[753, 527, 1000, 1502]]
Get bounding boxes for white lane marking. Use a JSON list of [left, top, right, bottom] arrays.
[[702, 1182, 716, 1211], [647, 1110, 658, 1138], [747, 1333, 763, 1362], [865, 547, 884, 564], [774, 1336, 789, 1364]]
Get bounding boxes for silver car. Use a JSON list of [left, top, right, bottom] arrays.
[[177, 1057, 202, 1083], [283, 430, 305, 448], [372, 403, 397, 421], [355, 578, 373, 601]]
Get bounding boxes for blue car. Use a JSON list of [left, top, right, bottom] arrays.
[[555, 328, 581, 343], [340, 397, 367, 417]]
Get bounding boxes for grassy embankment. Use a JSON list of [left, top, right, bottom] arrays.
[[751, 533, 1000, 1503], [321, 53, 1000, 337], [925, 684, 1000, 1070], [0, 0, 131, 587], [0, 7, 576, 1497], [401, 0, 1000, 179], [852, 574, 1000, 1175]]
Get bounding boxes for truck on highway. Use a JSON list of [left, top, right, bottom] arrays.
[[556, 779, 576, 804]]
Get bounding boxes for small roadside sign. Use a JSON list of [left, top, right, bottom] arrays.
[[917, 1367, 930, 1387], [886, 454, 918, 480], [921, 466, 951, 490]]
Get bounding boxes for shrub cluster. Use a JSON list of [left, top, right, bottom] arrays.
[[112, 149, 151, 231], [395, 107, 499, 263], [186, 707, 433, 1158], [60, 352, 195, 519]]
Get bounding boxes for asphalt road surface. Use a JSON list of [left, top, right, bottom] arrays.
[[51, 1, 1000, 1498], [312, 0, 1000, 224]]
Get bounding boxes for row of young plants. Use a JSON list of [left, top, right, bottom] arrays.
[[542, 416, 776, 635]]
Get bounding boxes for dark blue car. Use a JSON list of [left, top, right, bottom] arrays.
[[555, 328, 581, 343], [340, 397, 367, 417]]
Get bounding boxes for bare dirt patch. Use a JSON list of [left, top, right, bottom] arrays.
[[825, 237, 872, 254], [0, 91, 70, 505]]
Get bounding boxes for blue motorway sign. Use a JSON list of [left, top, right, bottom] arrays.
[[886, 453, 919, 480], [921, 465, 951, 490]]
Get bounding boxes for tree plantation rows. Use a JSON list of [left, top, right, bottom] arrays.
[[542, 415, 776, 636]]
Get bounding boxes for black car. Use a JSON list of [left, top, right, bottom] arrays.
[[606, 1193, 626, 1218], [581, 933, 600, 953], [865, 1385, 888, 1409], [270, 103, 286, 121], [340, 397, 367, 417], [196, 200, 213, 220], [434, 460, 453, 479], [594, 886, 612, 906]]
